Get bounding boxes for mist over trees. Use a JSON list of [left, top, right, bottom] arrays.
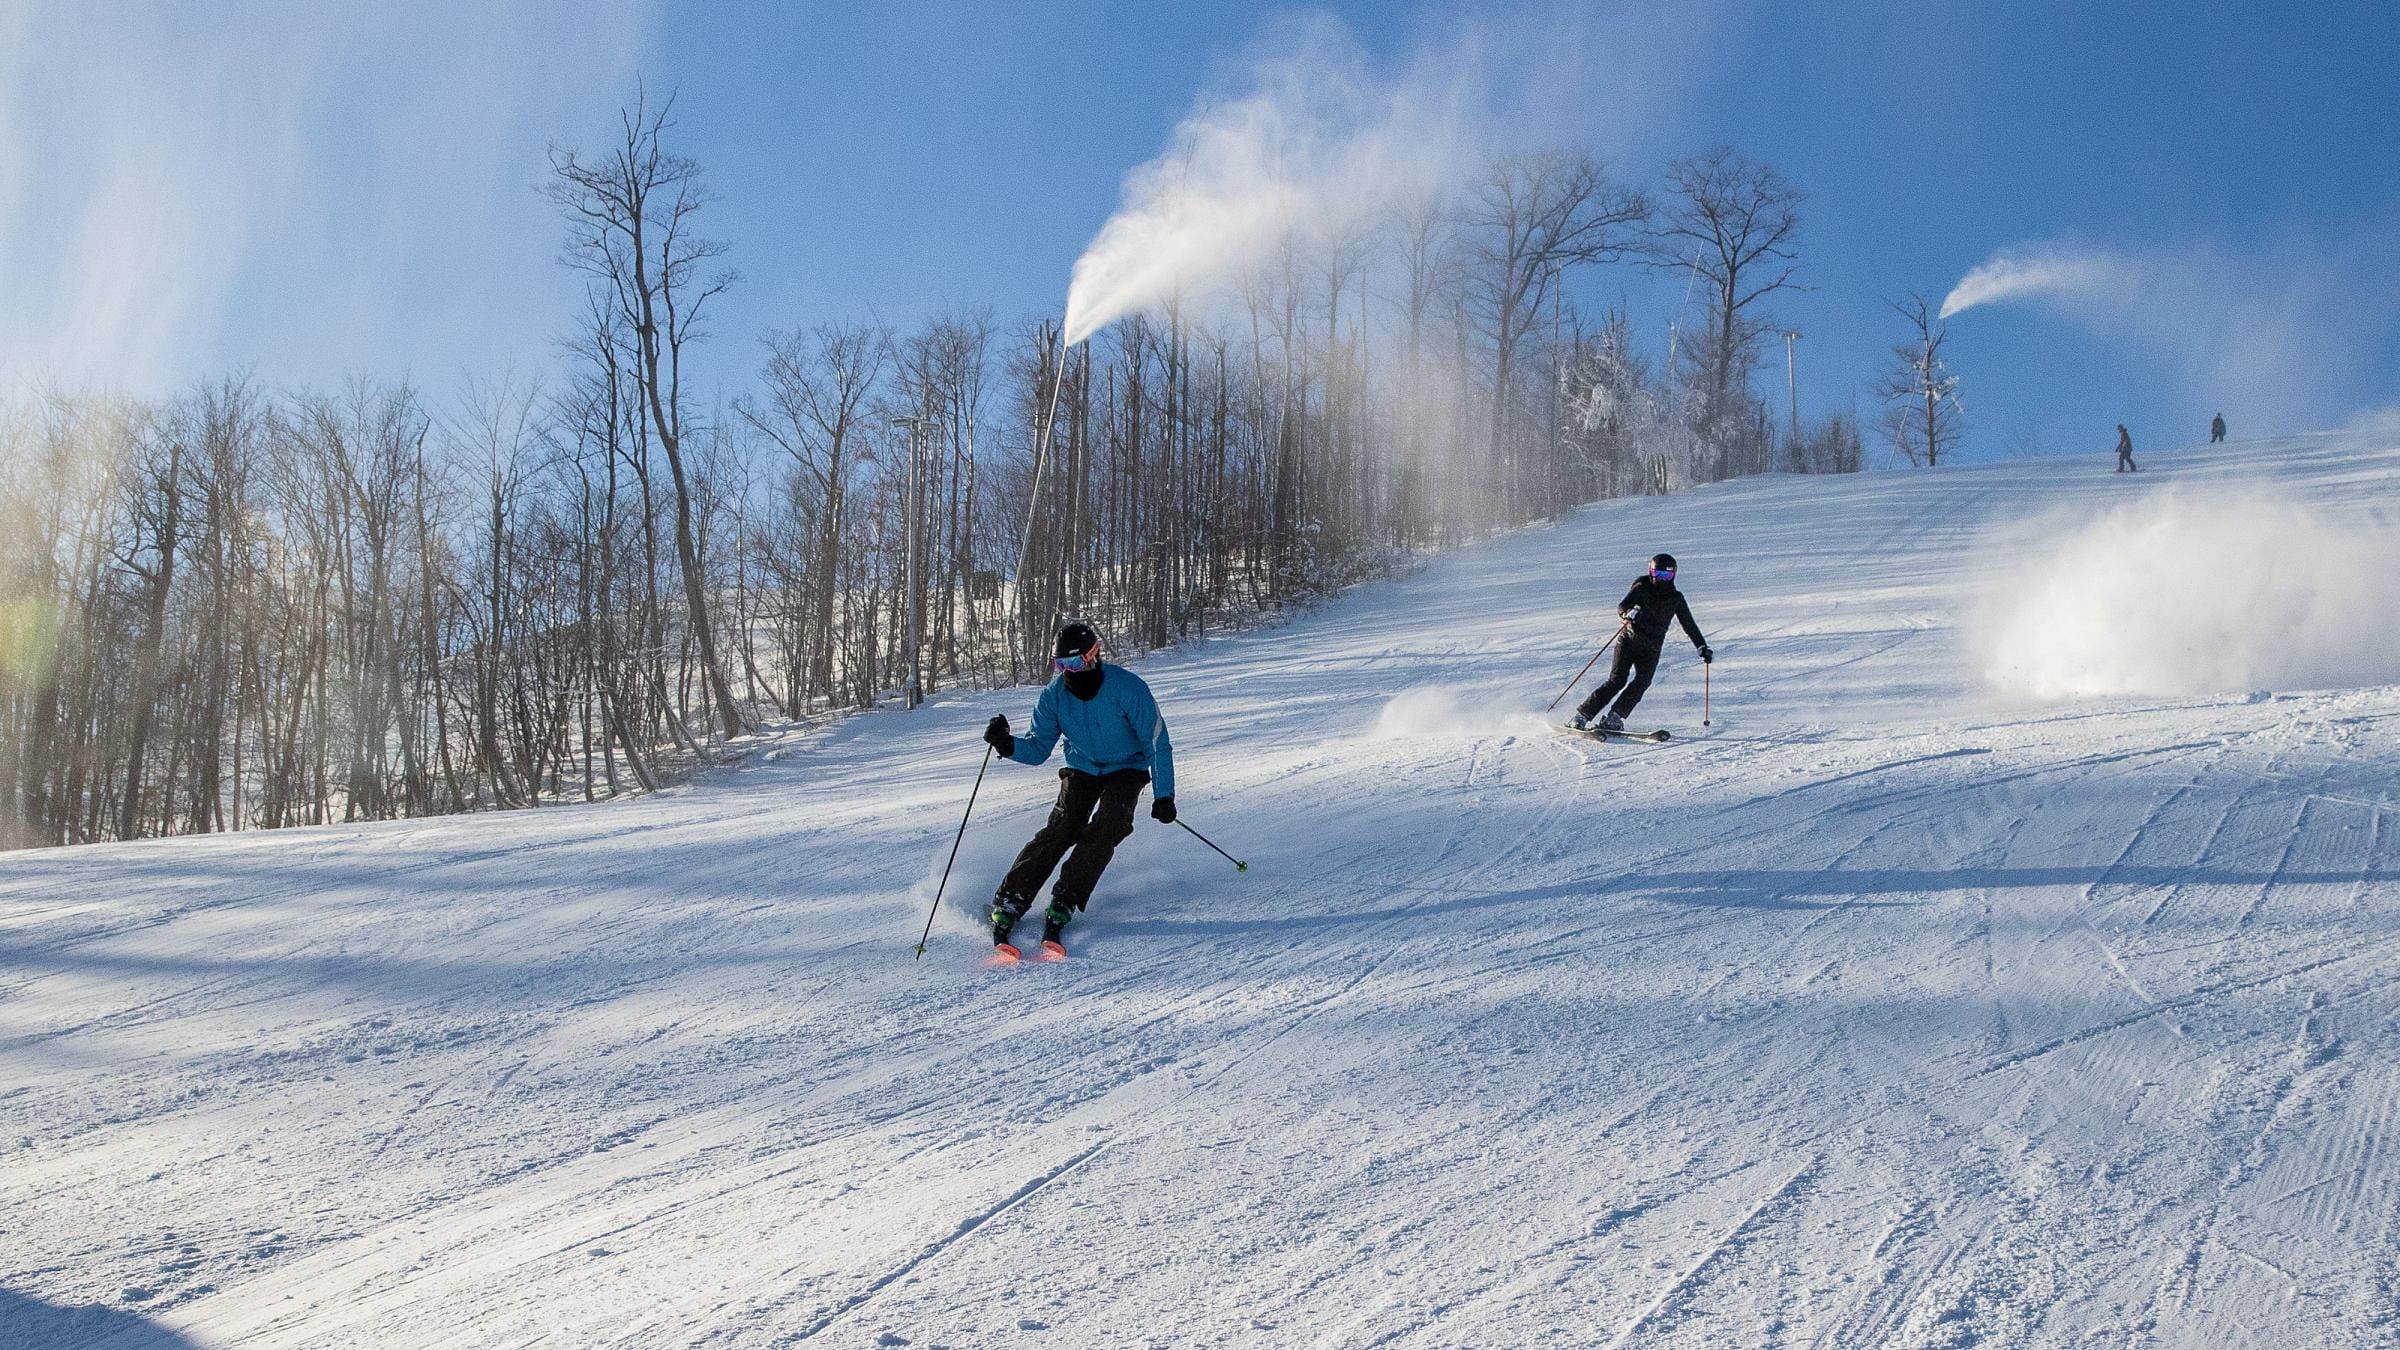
[[0, 102, 1842, 851]]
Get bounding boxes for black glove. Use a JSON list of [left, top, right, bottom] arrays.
[[983, 715, 1014, 757], [1151, 796, 1176, 825], [1699, 645, 1714, 664]]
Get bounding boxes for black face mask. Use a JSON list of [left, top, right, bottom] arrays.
[[1064, 664, 1105, 700]]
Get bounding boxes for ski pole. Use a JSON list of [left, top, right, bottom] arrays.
[[1176, 818, 1248, 872], [1547, 621, 1629, 713], [914, 744, 993, 959], [1703, 659, 1712, 727]]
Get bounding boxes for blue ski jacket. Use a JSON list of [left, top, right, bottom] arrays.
[[1008, 663, 1175, 798]]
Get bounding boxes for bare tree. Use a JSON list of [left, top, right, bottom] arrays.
[[1465, 150, 1648, 519], [115, 408, 181, 840], [740, 323, 889, 708], [8, 122, 1873, 854], [1648, 147, 1804, 479], [547, 90, 745, 741], [1876, 295, 1963, 466]]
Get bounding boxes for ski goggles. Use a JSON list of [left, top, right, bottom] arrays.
[[1649, 565, 1675, 581], [1053, 645, 1101, 674]]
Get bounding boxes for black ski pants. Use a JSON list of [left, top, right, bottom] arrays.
[[1576, 637, 1662, 722], [2116, 446, 2138, 472], [997, 768, 1149, 914]]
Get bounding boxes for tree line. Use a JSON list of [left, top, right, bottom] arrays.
[[1, 98, 1887, 851]]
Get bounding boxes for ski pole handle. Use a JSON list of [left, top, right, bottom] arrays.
[[1177, 818, 1248, 872], [915, 744, 993, 959]]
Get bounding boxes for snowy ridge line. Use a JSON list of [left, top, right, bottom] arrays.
[[1974, 946, 2386, 1076], [2134, 782, 2246, 930], [1602, 1155, 1821, 1349], [1734, 736, 2223, 825], [2307, 791, 2400, 815], [1740, 743, 1994, 796], [791, 1140, 1113, 1341], [2229, 788, 2310, 940], [2081, 917, 2155, 1004]]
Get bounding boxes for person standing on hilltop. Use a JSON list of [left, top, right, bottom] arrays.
[[1570, 553, 1712, 734], [2115, 424, 2139, 472], [2210, 412, 2227, 443], [979, 620, 1175, 959]]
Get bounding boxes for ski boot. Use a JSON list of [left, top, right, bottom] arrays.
[[990, 892, 1033, 958], [1037, 901, 1073, 960], [1567, 711, 1591, 731], [1597, 712, 1625, 733]]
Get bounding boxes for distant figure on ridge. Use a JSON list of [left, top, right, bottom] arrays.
[[2210, 412, 2226, 443], [1570, 553, 1712, 735], [980, 620, 1175, 960], [2115, 424, 2138, 473]]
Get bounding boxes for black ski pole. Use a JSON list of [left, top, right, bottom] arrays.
[[1547, 621, 1628, 713], [1703, 658, 1712, 727], [1176, 818, 1248, 872], [915, 744, 993, 959]]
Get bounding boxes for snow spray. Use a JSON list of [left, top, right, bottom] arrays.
[[1371, 684, 1540, 738], [1940, 246, 2127, 320], [1939, 240, 2371, 432], [1968, 484, 2400, 699], [1018, 16, 1474, 635], [1058, 15, 1470, 347]]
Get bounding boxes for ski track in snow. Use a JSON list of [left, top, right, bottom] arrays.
[[5, 434, 2400, 1348]]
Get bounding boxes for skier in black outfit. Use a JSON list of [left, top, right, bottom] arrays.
[[2115, 425, 2138, 472], [1570, 553, 1712, 733], [2210, 413, 2226, 443]]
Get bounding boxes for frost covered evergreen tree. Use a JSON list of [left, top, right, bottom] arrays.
[[1877, 295, 1964, 466]]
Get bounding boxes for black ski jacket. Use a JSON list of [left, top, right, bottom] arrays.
[[1617, 576, 1706, 650]]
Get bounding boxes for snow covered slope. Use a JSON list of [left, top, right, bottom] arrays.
[[6, 433, 2399, 1349]]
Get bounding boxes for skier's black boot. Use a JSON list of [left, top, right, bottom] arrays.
[[990, 892, 1032, 947], [1040, 901, 1073, 946], [1598, 712, 1625, 733], [1567, 711, 1590, 731]]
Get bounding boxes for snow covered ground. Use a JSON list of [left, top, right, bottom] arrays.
[[6, 432, 2399, 1349]]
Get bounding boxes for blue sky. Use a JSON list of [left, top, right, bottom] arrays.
[[5, 0, 2395, 459]]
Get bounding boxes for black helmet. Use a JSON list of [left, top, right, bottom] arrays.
[[1054, 620, 1102, 669], [1650, 553, 1677, 577]]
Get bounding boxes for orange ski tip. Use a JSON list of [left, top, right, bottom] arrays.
[[987, 943, 1023, 966], [1039, 940, 1067, 961]]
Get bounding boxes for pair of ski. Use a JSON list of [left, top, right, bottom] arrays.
[[991, 938, 1067, 965], [1559, 723, 1671, 743]]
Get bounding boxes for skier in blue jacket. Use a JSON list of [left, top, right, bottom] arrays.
[[981, 620, 1176, 953]]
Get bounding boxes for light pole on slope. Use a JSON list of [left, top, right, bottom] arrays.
[[1782, 330, 1803, 454]]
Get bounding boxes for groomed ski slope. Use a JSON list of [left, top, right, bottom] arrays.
[[6, 433, 2400, 1349]]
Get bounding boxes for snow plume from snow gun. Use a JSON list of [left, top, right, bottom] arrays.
[[1939, 237, 2392, 430], [1970, 484, 2400, 700], [1060, 15, 1473, 348], [1939, 245, 2128, 320]]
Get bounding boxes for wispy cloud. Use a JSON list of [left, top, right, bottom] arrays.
[[0, 1, 653, 393]]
